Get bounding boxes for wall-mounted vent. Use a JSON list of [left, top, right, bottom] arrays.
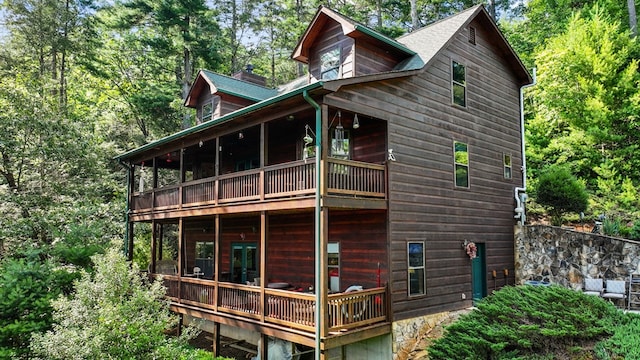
[[469, 26, 476, 45]]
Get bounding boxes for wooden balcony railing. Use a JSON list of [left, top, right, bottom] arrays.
[[154, 275, 388, 335], [131, 159, 385, 212]]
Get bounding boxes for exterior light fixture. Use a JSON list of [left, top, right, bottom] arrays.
[[166, 153, 172, 163], [334, 111, 344, 148], [353, 113, 360, 129], [238, 131, 244, 140]]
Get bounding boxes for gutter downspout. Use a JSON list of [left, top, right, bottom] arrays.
[[303, 89, 322, 360], [515, 68, 537, 225], [117, 159, 131, 256]]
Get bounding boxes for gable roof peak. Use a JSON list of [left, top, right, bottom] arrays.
[[291, 6, 415, 63]]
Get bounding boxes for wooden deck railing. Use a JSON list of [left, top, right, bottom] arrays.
[[131, 159, 385, 212], [154, 275, 388, 335]]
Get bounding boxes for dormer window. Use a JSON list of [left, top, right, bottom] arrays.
[[321, 47, 341, 80], [201, 101, 213, 122]]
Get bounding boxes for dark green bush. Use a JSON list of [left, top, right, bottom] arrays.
[[428, 285, 621, 359], [0, 253, 77, 358], [535, 166, 589, 226]]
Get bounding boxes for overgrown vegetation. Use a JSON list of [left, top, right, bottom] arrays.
[[30, 247, 216, 360], [428, 285, 637, 359]]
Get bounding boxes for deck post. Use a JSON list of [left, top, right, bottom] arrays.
[[213, 215, 220, 312], [212, 322, 220, 356]]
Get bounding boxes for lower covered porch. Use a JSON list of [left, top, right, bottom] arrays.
[[133, 208, 391, 354]]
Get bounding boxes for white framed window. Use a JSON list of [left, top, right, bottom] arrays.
[[408, 241, 426, 296], [452, 60, 466, 107], [320, 47, 341, 80], [454, 141, 469, 188], [503, 154, 512, 179], [201, 101, 213, 122]]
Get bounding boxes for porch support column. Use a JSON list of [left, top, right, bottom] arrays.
[[150, 220, 157, 273], [212, 322, 221, 357], [177, 217, 183, 300], [260, 123, 265, 201], [259, 211, 267, 322], [127, 222, 134, 261], [213, 215, 220, 312], [125, 162, 134, 259]]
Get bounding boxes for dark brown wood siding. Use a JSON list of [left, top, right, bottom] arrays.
[[354, 38, 404, 75], [266, 210, 388, 291], [309, 21, 354, 80], [325, 22, 523, 320]]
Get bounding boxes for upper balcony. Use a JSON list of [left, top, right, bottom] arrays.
[[127, 110, 389, 219], [131, 158, 386, 217]]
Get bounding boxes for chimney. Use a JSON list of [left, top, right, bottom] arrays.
[[232, 64, 267, 87]]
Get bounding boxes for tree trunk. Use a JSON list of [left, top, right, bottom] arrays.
[[629, 0, 637, 37], [182, 16, 192, 129], [410, 0, 418, 31]]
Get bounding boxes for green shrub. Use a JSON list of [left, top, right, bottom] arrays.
[[630, 221, 640, 240], [30, 246, 202, 360], [603, 217, 622, 237], [427, 285, 620, 359], [595, 313, 640, 359], [535, 166, 589, 226], [0, 252, 78, 359]]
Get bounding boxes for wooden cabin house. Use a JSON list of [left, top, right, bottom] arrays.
[[117, 5, 531, 358]]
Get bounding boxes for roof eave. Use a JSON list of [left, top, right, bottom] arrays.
[[116, 81, 325, 162]]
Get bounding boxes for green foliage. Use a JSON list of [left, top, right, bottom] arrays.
[[602, 217, 622, 237], [595, 313, 640, 359], [535, 166, 589, 226], [630, 221, 640, 240], [428, 285, 622, 359], [30, 246, 205, 360], [0, 252, 77, 358]]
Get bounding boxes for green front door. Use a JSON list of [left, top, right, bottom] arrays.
[[231, 243, 257, 284], [471, 243, 487, 303]]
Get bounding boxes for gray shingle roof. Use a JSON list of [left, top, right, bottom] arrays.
[[395, 5, 482, 71]]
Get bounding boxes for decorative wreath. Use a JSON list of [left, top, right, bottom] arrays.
[[463, 240, 477, 259]]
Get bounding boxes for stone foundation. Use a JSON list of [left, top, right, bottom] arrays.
[[392, 309, 471, 360]]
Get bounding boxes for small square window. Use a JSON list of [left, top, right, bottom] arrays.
[[454, 141, 469, 188], [452, 61, 466, 107], [321, 47, 341, 80], [504, 154, 512, 179], [408, 242, 426, 296]]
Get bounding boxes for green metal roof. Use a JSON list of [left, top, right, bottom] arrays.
[[201, 70, 278, 101], [116, 81, 323, 161], [354, 24, 416, 56]]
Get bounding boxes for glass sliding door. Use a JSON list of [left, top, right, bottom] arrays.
[[231, 243, 258, 284]]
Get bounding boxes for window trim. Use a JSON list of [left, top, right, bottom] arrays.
[[451, 60, 467, 107], [454, 141, 469, 188], [407, 241, 426, 297], [503, 153, 512, 179], [201, 100, 213, 122], [320, 47, 341, 80]]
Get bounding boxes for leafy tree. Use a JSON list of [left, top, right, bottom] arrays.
[[535, 166, 589, 226], [30, 246, 204, 360]]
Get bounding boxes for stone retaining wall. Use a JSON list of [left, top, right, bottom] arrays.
[[515, 225, 640, 289]]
